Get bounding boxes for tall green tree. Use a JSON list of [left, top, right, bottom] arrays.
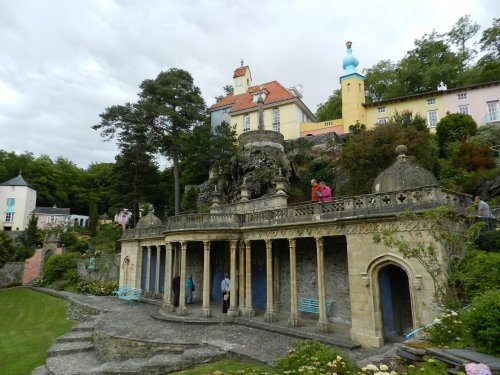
[[363, 60, 401, 102], [316, 89, 342, 121], [479, 17, 500, 60], [0, 232, 15, 267], [137, 69, 206, 215], [24, 214, 42, 252], [447, 15, 480, 76]]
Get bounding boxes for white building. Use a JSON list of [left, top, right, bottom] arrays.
[[0, 174, 37, 231]]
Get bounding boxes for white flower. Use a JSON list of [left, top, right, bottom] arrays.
[[433, 318, 441, 324], [451, 311, 458, 316], [380, 364, 389, 371], [366, 364, 379, 371]]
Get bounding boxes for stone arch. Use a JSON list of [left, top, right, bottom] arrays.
[[365, 254, 418, 342]]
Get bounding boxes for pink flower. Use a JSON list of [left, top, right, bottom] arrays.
[[465, 363, 491, 375]]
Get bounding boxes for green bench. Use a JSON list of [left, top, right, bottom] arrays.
[[118, 287, 142, 304], [112, 285, 130, 298], [298, 297, 333, 317]]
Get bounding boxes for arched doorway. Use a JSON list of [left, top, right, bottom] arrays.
[[379, 264, 413, 339]]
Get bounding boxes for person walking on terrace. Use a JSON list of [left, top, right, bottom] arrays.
[[319, 181, 332, 202], [311, 179, 323, 202], [221, 272, 230, 313]]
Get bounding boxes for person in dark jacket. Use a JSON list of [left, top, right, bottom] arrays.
[[172, 273, 180, 307]]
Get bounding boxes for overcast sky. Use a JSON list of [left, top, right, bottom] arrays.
[[0, 0, 497, 168]]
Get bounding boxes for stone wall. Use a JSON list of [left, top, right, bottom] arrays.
[[0, 262, 24, 288], [76, 255, 120, 282], [67, 300, 103, 321]]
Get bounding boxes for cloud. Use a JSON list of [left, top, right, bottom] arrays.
[[0, 0, 496, 167]]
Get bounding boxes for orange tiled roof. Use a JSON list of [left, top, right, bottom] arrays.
[[233, 66, 249, 78], [209, 81, 296, 113]]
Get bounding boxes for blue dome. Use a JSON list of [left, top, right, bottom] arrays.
[[342, 42, 359, 74]]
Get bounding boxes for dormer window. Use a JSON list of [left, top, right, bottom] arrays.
[[252, 91, 267, 103]]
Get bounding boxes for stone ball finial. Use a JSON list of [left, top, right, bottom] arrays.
[[396, 145, 408, 156]]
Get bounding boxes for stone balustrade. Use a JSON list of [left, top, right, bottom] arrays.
[[122, 186, 472, 240]]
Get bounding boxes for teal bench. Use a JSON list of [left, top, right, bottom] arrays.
[[298, 297, 333, 317], [112, 285, 130, 298], [118, 288, 142, 304]]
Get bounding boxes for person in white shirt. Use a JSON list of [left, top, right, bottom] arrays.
[[221, 273, 230, 313]]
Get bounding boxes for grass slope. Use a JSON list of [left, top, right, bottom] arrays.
[[0, 288, 76, 375]]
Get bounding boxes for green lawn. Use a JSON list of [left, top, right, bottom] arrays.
[[0, 288, 76, 375]]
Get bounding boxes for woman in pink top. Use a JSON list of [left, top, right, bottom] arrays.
[[319, 181, 332, 202]]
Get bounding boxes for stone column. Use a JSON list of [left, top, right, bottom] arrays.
[[154, 246, 161, 298], [288, 238, 299, 327], [238, 240, 245, 316], [315, 237, 328, 332], [179, 241, 188, 315], [244, 240, 255, 317], [264, 239, 276, 322], [163, 242, 174, 312], [227, 240, 239, 317], [201, 240, 212, 317], [145, 246, 152, 296]]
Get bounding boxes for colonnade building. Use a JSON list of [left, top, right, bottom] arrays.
[[119, 147, 471, 348]]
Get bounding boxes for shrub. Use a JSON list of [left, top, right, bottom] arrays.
[[457, 251, 500, 300], [425, 309, 467, 347], [32, 278, 50, 287], [463, 290, 500, 355], [277, 340, 356, 375], [63, 269, 80, 285], [76, 279, 118, 296], [52, 280, 70, 291], [474, 231, 500, 252], [43, 252, 80, 283]]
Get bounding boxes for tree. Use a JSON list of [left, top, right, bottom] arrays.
[[89, 198, 99, 237], [316, 90, 342, 121], [389, 111, 428, 132], [436, 113, 477, 157], [215, 84, 234, 102], [479, 17, 500, 60], [0, 232, 15, 267], [337, 123, 435, 195], [24, 213, 42, 252], [363, 60, 401, 102], [137, 69, 206, 215], [447, 15, 480, 75]]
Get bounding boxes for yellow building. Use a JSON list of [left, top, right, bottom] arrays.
[[209, 63, 317, 140], [301, 42, 500, 137]]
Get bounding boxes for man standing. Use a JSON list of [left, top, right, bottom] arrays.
[[475, 196, 494, 231], [221, 272, 230, 313]]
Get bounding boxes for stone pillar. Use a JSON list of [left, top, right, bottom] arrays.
[[154, 246, 161, 298], [179, 241, 188, 315], [145, 247, 152, 296], [201, 240, 212, 317], [238, 240, 245, 316], [315, 237, 328, 332], [227, 240, 239, 317], [264, 239, 276, 322], [288, 238, 299, 327], [244, 240, 254, 317], [163, 242, 174, 312]]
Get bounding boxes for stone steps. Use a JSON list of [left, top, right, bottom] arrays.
[[47, 341, 95, 357], [56, 330, 93, 343], [44, 345, 227, 375]]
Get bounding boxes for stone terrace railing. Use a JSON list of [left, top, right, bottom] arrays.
[[122, 186, 472, 239]]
